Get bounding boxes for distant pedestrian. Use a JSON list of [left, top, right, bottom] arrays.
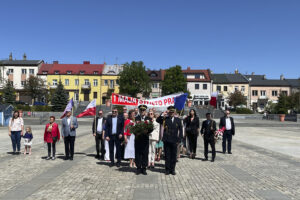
[[184, 109, 200, 159], [61, 111, 78, 160], [219, 110, 235, 154], [23, 126, 33, 155], [201, 113, 216, 162], [44, 116, 60, 160], [8, 111, 24, 154]]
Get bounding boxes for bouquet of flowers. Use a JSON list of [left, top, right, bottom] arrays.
[[130, 120, 154, 137], [215, 127, 225, 142]]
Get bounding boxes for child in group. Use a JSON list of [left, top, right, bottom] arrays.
[[23, 126, 33, 155]]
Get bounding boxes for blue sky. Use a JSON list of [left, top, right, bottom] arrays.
[[0, 0, 299, 78]]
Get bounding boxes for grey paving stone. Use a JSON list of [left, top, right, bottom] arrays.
[[136, 174, 158, 184], [133, 188, 160, 200], [256, 189, 291, 200], [220, 164, 258, 182]]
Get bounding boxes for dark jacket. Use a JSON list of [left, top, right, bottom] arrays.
[[135, 115, 153, 141], [184, 116, 200, 135], [105, 115, 124, 138], [201, 120, 217, 140], [92, 116, 106, 134], [219, 116, 235, 135], [156, 115, 183, 144]]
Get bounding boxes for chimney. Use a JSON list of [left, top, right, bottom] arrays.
[[23, 53, 27, 60], [234, 68, 239, 74], [251, 72, 255, 75], [187, 66, 191, 70], [9, 52, 12, 61], [280, 74, 284, 80], [83, 61, 90, 64], [53, 61, 59, 64]]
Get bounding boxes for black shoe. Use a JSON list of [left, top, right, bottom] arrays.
[[109, 163, 114, 167], [12, 152, 16, 155], [165, 171, 170, 175], [151, 165, 155, 169], [116, 163, 121, 168], [136, 169, 141, 175], [64, 157, 69, 160], [46, 156, 51, 160], [100, 156, 104, 160], [171, 171, 176, 175], [70, 157, 73, 161], [142, 169, 147, 175], [211, 159, 215, 162], [95, 155, 100, 159], [202, 158, 208, 161], [228, 152, 232, 154]]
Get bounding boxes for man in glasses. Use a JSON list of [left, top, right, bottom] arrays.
[[105, 107, 124, 167], [219, 110, 235, 154], [92, 110, 106, 160], [156, 106, 183, 175]]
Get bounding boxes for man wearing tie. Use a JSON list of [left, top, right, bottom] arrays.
[[61, 111, 78, 160], [105, 107, 124, 167], [92, 110, 106, 160], [201, 113, 216, 162], [219, 110, 235, 154], [156, 106, 183, 175]]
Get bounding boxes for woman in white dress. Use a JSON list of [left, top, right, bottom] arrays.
[[148, 111, 160, 168], [124, 110, 136, 168]]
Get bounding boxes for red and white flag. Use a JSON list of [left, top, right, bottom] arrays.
[[76, 99, 96, 118]]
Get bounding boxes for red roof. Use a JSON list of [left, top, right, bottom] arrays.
[[38, 62, 105, 75], [182, 68, 211, 82]]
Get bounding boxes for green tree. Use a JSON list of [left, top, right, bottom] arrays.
[[23, 75, 46, 103], [51, 81, 69, 111], [161, 65, 187, 95], [275, 93, 289, 114], [2, 81, 16, 104], [118, 61, 151, 97], [228, 91, 247, 109]]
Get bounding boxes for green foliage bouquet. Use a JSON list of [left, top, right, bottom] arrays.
[[130, 120, 154, 137]]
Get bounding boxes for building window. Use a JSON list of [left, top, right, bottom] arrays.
[[261, 90, 266, 96], [203, 84, 207, 90], [21, 69, 27, 74], [67, 71, 72, 75], [54, 71, 59, 75], [241, 86, 245, 92], [252, 90, 258, 96], [153, 83, 158, 88], [281, 91, 288, 96], [75, 79, 79, 86], [93, 92, 97, 98], [42, 71, 48, 75], [80, 71, 85, 75], [195, 84, 199, 90], [65, 79, 69, 86], [150, 73, 157, 77], [116, 79, 120, 85], [110, 80, 114, 89], [93, 79, 98, 86], [84, 79, 90, 85], [195, 74, 205, 79], [183, 74, 187, 78], [93, 71, 98, 75], [217, 86, 221, 91], [8, 69, 14, 74], [104, 80, 108, 86], [21, 81, 25, 86], [224, 86, 228, 91], [53, 79, 58, 86], [29, 69, 34, 74], [235, 86, 239, 91], [74, 92, 79, 101], [272, 90, 278, 96]]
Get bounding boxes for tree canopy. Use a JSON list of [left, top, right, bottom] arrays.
[[2, 81, 16, 104], [161, 65, 187, 95], [51, 81, 69, 111], [228, 90, 247, 109], [23, 75, 46, 103]]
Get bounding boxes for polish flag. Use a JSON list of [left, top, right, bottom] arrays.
[[210, 92, 218, 108], [76, 99, 96, 118]]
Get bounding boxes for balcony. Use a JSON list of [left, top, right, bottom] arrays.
[[81, 83, 91, 90], [50, 85, 57, 89]]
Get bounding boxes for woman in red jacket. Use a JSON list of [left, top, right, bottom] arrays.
[[44, 116, 60, 160]]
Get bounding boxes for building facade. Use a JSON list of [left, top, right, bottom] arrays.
[[147, 70, 164, 98], [212, 72, 250, 110], [183, 67, 212, 106]]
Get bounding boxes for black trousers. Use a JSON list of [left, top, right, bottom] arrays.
[[222, 130, 232, 153], [135, 138, 149, 170], [204, 138, 215, 160], [64, 136, 75, 158], [47, 142, 56, 157], [109, 135, 121, 164], [187, 133, 198, 153], [95, 133, 105, 157], [164, 141, 177, 172]]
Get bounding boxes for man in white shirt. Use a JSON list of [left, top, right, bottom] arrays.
[[219, 110, 235, 154], [93, 110, 106, 160]]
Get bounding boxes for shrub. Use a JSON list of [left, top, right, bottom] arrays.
[[236, 108, 253, 114]]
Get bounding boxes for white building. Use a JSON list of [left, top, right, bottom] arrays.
[[183, 67, 212, 106], [0, 53, 43, 103]]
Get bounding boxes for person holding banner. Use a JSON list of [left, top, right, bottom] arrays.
[[92, 110, 106, 160], [156, 106, 183, 175], [61, 111, 78, 160], [105, 107, 124, 167]]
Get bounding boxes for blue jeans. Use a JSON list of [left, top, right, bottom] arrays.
[[11, 131, 21, 152]]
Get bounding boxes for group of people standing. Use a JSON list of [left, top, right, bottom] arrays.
[[8, 105, 235, 176]]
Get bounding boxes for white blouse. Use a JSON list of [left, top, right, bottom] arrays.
[[9, 117, 24, 131]]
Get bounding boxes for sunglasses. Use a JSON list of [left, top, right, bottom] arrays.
[[112, 111, 117, 113], [149, 113, 154, 115]]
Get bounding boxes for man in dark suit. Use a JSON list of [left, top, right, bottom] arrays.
[[135, 105, 152, 175], [219, 110, 235, 154], [92, 109, 106, 160], [201, 113, 217, 162], [157, 106, 183, 175], [105, 107, 124, 167]]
